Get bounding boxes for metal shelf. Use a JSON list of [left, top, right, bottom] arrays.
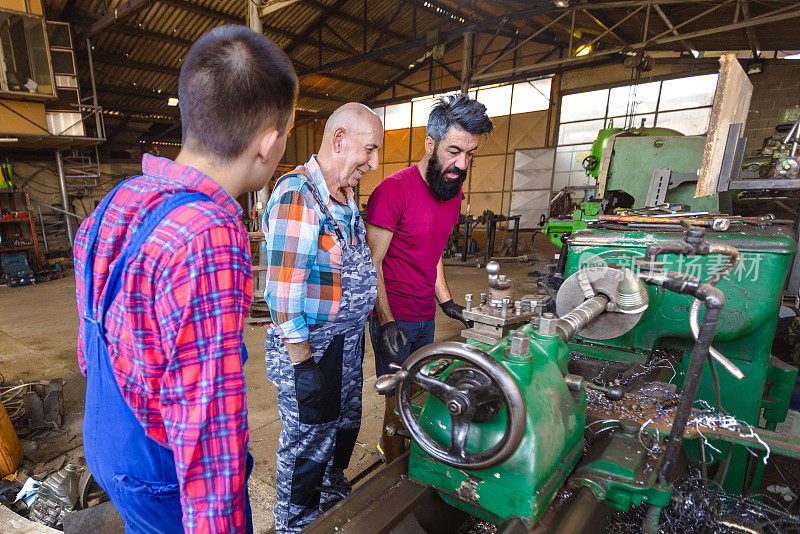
[[0, 189, 42, 270]]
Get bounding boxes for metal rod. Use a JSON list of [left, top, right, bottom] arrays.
[[568, 9, 575, 54], [38, 204, 48, 253], [461, 31, 474, 94], [511, 217, 519, 257], [740, 0, 761, 58], [584, 6, 643, 50], [653, 4, 697, 56], [86, 38, 103, 139], [473, 11, 570, 78], [461, 218, 470, 262], [556, 294, 610, 341], [55, 150, 74, 246]]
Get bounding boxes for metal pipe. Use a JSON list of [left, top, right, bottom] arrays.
[[689, 301, 743, 379], [688, 243, 743, 379], [55, 150, 74, 246], [38, 204, 48, 253], [86, 39, 103, 139], [782, 119, 799, 145], [461, 218, 469, 262], [638, 271, 726, 485], [556, 294, 610, 341]]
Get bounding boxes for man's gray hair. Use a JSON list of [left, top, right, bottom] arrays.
[[426, 93, 494, 141]]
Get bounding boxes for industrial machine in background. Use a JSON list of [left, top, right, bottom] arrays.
[[741, 108, 800, 182], [445, 210, 523, 265]]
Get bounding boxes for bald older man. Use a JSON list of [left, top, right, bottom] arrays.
[[263, 102, 383, 533]]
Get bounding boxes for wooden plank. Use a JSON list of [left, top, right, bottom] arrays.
[[695, 54, 753, 197]]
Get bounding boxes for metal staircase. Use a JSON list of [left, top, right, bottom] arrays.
[[27, 147, 100, 254], [62, 147, 101, 195]]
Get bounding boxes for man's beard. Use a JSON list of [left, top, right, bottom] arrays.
[[426, 152, 467, 201]]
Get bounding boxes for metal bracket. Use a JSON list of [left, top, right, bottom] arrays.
[[645, 168, 698, 206], [717, 123, 747, 192]]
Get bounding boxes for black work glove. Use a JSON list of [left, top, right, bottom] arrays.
[[439, 299, 474, 328], [379, 320, 409, 359], [293, 358, 325, 407]]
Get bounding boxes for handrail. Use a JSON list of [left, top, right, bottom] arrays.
[[36, 201, 85, 220]]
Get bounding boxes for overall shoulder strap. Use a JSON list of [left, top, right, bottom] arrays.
[[98, 192, 212, 328], [271, 167, 343, 241], [83, 178, 133, 319]]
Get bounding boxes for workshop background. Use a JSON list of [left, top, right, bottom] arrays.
[[1, 1, 800, 533]]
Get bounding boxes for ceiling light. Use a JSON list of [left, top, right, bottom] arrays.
[[785, 53, 800, 59], [167, 97, 179, 106], [555, 0, 568, 6], [575, 44, 592, 57]]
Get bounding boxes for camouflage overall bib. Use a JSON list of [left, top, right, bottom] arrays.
[[264, 170, 377, 533]]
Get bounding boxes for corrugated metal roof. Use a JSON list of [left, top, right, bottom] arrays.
[[40, 0, 800, 147]]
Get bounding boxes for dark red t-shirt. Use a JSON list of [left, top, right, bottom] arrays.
[[366, 164, 461, 320]]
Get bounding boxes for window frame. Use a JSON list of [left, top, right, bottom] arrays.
[[0, 8, 56, 101]]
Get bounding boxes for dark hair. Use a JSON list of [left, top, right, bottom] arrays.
[[426, 93, 494, 141], [178, 25, 298, 162]]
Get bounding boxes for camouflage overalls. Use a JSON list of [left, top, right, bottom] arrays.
[[264, 170, 377, 533]]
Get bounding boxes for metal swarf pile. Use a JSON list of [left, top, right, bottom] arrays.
[[605, 475, 800, 533]]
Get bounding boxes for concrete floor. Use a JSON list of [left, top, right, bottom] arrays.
[[0, 257, 547, 533]]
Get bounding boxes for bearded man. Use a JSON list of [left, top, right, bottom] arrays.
[[365, 94, 494, 459]]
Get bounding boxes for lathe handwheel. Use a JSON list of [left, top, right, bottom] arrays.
[[396, 341, 526, 470]]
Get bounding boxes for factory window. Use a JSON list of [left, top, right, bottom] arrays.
[[369, 77, 553, 216], [372, 106, 385, 125], [380, 78, 551, 132], [476, 83, 512, 117], [384, 101, 411, 130], [554, 73, 719, 201], [510, 78, 551, 114], [0, 10, 55, 98]]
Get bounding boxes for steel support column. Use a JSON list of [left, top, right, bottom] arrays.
[[55, 150, 74, 246], [461, 31, 474, 94], [247, 0, 262, 33]]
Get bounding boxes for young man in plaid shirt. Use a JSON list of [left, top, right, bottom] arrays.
[[73, 26, 297, 533]]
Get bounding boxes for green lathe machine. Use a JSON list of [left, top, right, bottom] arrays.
[[308, 222, 799, 533], [306, 67, 800, 534]]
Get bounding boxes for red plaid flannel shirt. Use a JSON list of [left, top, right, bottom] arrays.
[[74, 154, 252, 533]]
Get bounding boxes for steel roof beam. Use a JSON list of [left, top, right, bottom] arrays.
[[653, 5, 698, 56], [473, 1, 800, 81], [302, 0, 410, 43], [285, 0, 350, 55], [299, 4, 559, 77], [80, 0, 152, 38], [740, 0, 761, 58]]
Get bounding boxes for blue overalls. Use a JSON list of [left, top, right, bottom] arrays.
[[80, 181, 253, 533], [264, 171, 377, 533]]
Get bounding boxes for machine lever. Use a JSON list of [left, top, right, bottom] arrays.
[[585, 381, 624, 401], [375, 370, 408, 395]]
